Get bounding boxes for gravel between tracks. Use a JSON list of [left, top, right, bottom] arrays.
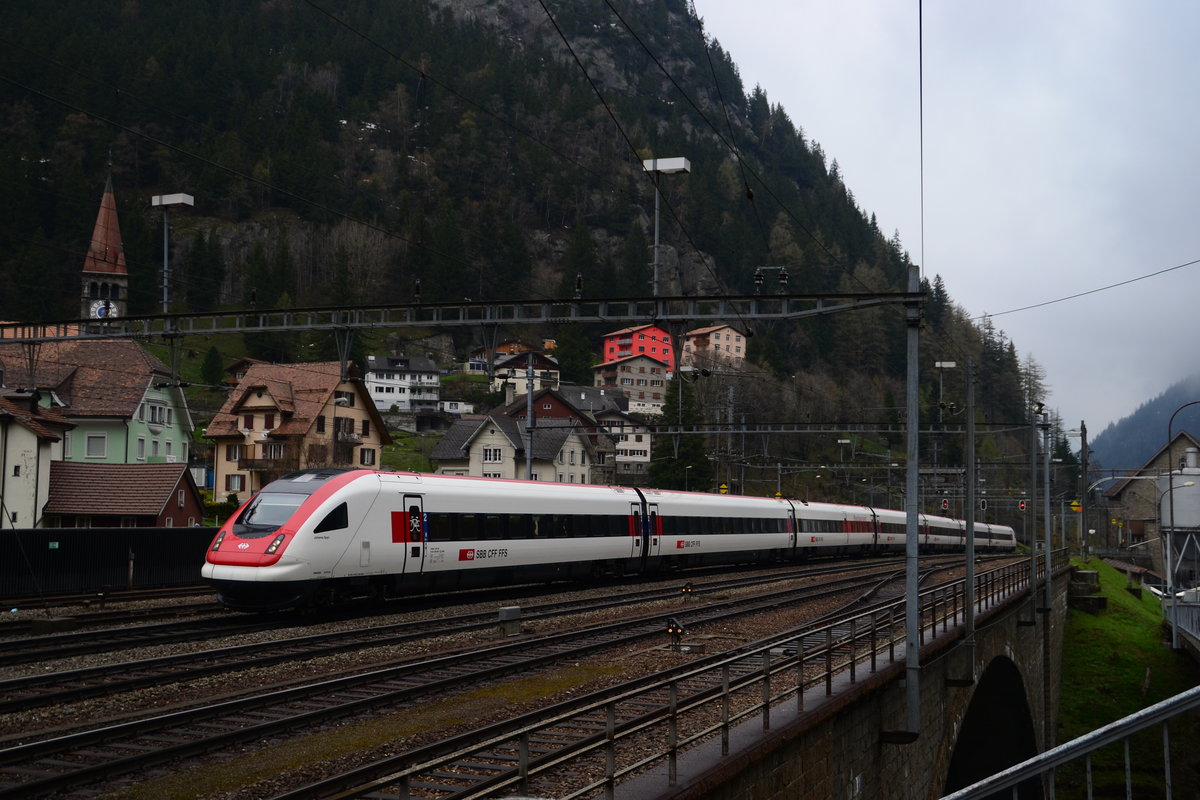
[[0, 562, 979, 799]]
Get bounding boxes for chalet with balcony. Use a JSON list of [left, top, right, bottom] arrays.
[[205, 361, 391, 503]]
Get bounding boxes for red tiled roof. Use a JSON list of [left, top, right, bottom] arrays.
[[0, 394, 72, 439], [45, 462, 196, 516], [0, 339, 170, 418], [205, 361, 390, 444]]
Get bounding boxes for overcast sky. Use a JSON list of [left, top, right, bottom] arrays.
[[697, 1, 1200, 434]]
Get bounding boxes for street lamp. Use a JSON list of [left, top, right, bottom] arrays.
[[1167, 400, 1200, 648], [151, 193, 195, 314], [641, 157, 690, 296]]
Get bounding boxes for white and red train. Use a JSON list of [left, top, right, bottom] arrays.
[[202, 468, 1016, 611]]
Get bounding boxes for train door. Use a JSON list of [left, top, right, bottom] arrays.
[[787, 505, 798, 555], [631, 501, 660, 567], [646, 503, 660, 557], [393, 494, 426, 573]]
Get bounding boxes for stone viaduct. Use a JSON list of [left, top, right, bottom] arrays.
[[620, 565, 1073, 800]]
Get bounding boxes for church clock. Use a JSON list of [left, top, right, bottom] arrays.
[[89, 299, 118, 319]]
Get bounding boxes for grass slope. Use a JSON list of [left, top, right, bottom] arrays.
[[1057, 557, 1200, 796]]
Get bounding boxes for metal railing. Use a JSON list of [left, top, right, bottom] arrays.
[[336, 560, 1037, 799], [941, 686, 1200, 800]]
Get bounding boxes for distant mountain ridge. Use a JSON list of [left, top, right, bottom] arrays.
[[1088, 374, 1200, 471]]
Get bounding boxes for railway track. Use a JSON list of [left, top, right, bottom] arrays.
[[0, 559, 913, 714], [0, 560, 951, 800], [271, 561, 1025, 800]]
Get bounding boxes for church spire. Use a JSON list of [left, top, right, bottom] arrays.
[[82, 172, 127, 276], [81, 171, 129, 320]]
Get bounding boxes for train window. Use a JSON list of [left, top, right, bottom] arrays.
[[483, 514, 505, 540], [313, 502, 349, 534], [233, 491, 308, 538], [426, 512, 451, 541], [458, 514, 478, 541], [508, 514, 531, 539]]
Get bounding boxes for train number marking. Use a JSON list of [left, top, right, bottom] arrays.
[[675, 540, 701, 549]]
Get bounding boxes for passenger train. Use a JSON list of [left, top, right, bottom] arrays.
[[202, 468, 1017, 611]]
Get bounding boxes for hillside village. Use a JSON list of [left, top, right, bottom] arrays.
[[0, 177, 751, 528]]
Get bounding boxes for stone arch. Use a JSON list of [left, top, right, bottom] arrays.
[[943, 656, 1042, 799]]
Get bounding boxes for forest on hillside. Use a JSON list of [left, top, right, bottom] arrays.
[[0, 0, 1063, 507]]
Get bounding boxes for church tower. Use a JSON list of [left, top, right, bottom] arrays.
[[80, 172, 128, 320]]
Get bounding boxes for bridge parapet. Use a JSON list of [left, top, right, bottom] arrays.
[[615, 559, 1072, 800]]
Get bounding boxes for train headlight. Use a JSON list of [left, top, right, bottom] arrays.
[[265, 534, 287, 555], [210, 531, 227, 551]]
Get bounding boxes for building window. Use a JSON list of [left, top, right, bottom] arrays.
[[483, 472, 502, 478], [316, 416, 326, 433], [226, 444, 241, 461], [243, 414, 254, 430], [264, 413, 275, 430], [151, 440, 160, 458], [85, 434, 106, 458], [263, 442, 285, 459], [225, 474, 245, 492], [137, 437, 146, 460], [483, 447, 503, 463], [361, 419, 370, 437], [360, 448, 376, 466], [178, 489, 186, 507]]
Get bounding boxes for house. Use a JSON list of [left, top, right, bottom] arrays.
[[363, 354, 440, 413], [439, 399, 475, 415], [41, 462, 206, 528], [591, 354, 670, 416], [204, 361, 392, 503], [464, 338, 557, 376], [491, 352, 561, 397], [1101, 431, 1200, 571], [681, 324, 747, 369], [600, 324, 676, 373], [0, 391, 72, 529], [0, 339, 194, 467], [430, 413, 596, 483], [499, 386, 625, 485], [594, 407, 653, 483]]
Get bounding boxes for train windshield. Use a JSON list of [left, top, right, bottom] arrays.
[[232, 492, 308, 538]]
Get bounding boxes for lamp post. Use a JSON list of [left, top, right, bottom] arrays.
[[641, 157, 690, 297], [1167, 400, 1200, 649], [151, 193, 195, 314]]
